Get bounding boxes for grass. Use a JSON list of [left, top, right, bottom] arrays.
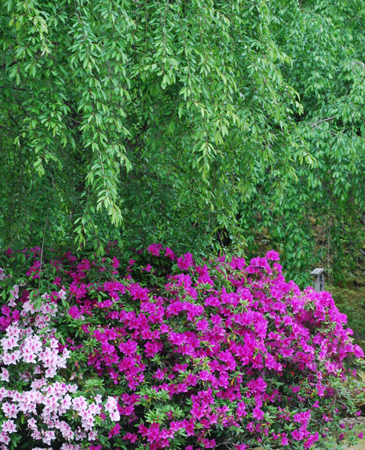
[[328, 286, 365, 350]]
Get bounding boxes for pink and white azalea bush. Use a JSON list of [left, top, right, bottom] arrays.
[[0, 245, 364, 450], [0, 279, 120, 450]]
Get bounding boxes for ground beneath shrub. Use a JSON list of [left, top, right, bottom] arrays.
[[251, 418, 365, 449], [345, 433, 365, 449], [329, 286, 365, 350], [342, 417, 365, 449]]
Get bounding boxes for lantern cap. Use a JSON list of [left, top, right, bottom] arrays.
[[310, 268, 325, 276]]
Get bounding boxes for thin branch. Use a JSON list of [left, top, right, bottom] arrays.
[[0, 86, 27, 91], [310, 116, 337, 128], [8, 112, 19, 127], [9, 91, 30, 118], [0, 125, 14, 134]]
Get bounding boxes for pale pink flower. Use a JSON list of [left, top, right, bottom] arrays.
[[110, 410, 120, 421], [0, 432, 10, 444], [42, 429, 55, 445], [10, 391, 22, 402], [27, 418, 38, 430], [49, 338, 59, 349], [59, 394, 72, 414], [105, 396, 120, 422], [31, 378, 47, 389], [9, 285, 19, 300], [41, 303, 57, 316], [58, 289, 67, 300], [23, 335, 42, 354], [88, 430, 98, 440], [33, 366, 43, 376], [2, 351, 21, 365], [0, 369, 9, 382], [31, 430, 42, 440], [2, 402, 18, 419], [22, 301, 35, 314], [2, 420, 16, 434], [22, 352, 37, 364], [1, 337, 18, 351], [105, 396, 117, 413], [88, 403, 100, 415], [0, 388, 8, 401]]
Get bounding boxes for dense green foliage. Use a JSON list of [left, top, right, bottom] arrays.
[[0, 0, 303, 253], [240, 0, 365, 284], [1, 0, 365, 286]]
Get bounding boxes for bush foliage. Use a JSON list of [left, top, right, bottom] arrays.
[[0, 245, 363, 450]]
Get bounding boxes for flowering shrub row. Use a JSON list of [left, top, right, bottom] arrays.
[[0, 244, 364, 450]]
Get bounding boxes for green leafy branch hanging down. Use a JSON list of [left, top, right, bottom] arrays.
[[0, 0, 301, 254]]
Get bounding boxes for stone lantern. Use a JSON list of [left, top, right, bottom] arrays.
[[310, 268, 325, 292]]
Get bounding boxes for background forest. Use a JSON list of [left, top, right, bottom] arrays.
[[1, 0, 365, 289]]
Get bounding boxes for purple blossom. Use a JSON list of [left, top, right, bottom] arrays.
[[0, 247, 363, 450], [147, 244, 163, 256]]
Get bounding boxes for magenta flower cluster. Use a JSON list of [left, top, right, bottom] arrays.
[[0, 245, 364, 450]]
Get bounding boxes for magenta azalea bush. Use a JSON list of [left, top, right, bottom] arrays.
[[0, 244, 364, 450]]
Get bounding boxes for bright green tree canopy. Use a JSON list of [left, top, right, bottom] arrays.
[[0, 0, 303, 253], [240, 0, 365, 284]]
